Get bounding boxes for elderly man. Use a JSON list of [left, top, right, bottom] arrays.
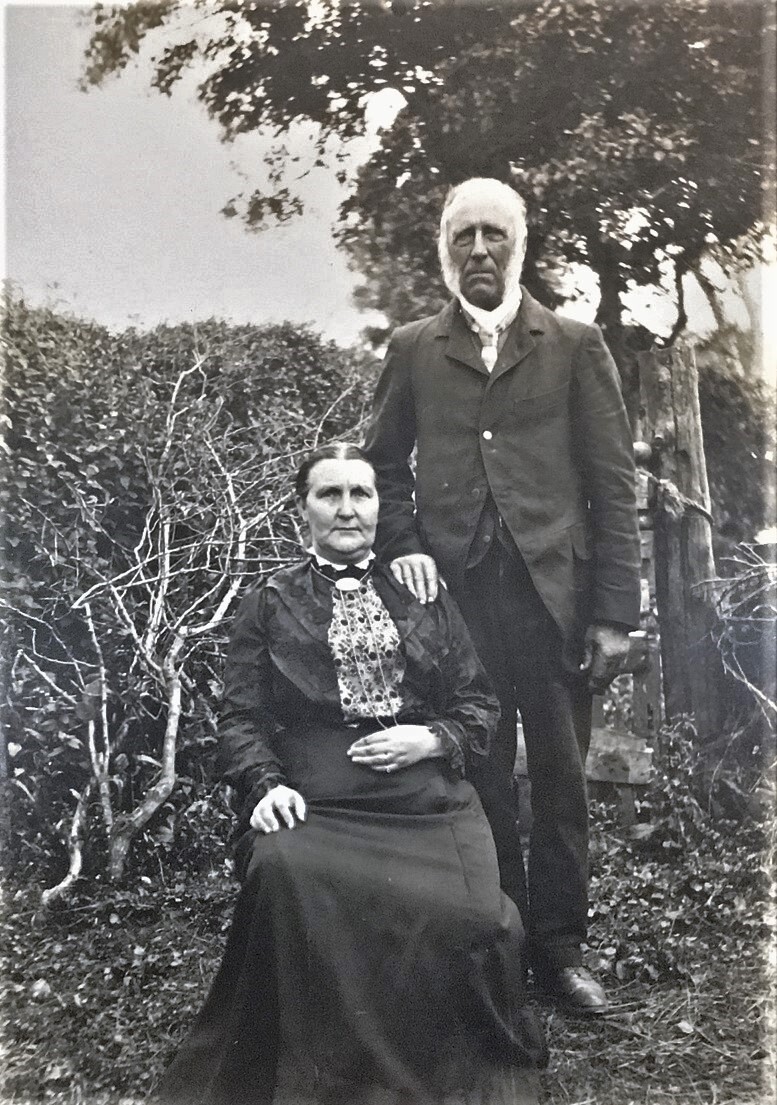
[[363, 178, 641, 1014]]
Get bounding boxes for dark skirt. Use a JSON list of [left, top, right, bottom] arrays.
[[156, 724, 547, 1105]]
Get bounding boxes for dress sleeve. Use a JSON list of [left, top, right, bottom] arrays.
[[216, 585, 287, 825], [424, 588, 500, 777]]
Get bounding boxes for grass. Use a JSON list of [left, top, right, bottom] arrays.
[[2, 783, 774, 1105]]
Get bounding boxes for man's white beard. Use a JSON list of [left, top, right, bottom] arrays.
[[440, 243, 525, 337]]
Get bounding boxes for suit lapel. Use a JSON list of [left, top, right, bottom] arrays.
[[437, 303, 489, 377], [489, 292, 548, 386], [489, 318, 535, 385]]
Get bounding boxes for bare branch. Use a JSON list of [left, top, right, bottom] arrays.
[[310, 382, 356, 449], [42, 781, 93, 905], [184, 493, 293, 636], [17, 496, 75, 554], [156, 356, 208, 476], [84, 603, 114, 831], [107, 633, 186, 880], [1, 605, 87, 672], [17, 651, 79, 707], [718, 644, 777, 723], [143, 519, 173, 650]]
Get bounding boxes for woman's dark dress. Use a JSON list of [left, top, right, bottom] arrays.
[[157, 563, 547, 1105]]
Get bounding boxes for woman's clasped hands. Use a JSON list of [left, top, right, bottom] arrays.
[[251, 725, 443, 834], [347, 723, 442, 773]]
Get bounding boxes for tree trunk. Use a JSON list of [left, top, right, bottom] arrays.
[[592, 241, 643, 431], [107, 637, 185, 881], [0, 715, 10, 869], [638, 343, 723, 740]]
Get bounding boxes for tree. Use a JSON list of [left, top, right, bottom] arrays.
[[82, 0, 774, 367], [1, 295, 376, 891], [696, 351, 775, 554]]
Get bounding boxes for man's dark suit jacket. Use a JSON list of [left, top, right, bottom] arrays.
[[363, 289, 642, 668]]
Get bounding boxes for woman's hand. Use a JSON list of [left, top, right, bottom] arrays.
[[347, 724, 443, 773], [250, 785, 307, 833]]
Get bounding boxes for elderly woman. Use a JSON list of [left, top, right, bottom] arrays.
[[157, 443, 546, 1105]]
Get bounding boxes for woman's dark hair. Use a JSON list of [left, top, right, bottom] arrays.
[[294, 443, 375, 500]]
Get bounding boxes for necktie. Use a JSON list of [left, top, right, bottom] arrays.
[[471, 326, 499, 372]]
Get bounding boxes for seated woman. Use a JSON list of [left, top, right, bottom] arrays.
[[156, 443, 547, 1105]]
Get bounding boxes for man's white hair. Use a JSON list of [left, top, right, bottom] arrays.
[[437, 178, 528, 301]]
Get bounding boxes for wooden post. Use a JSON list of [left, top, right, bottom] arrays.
[[633, 462, 663, 743], [638, 343, 722, 740]]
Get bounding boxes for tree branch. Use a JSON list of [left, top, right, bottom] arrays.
[[107, 633, 186, 881], [84, 603, 114, 831], [42, 781, 93, 906], [663, 259, 689, 347]]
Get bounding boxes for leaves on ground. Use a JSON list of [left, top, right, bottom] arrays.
[[2, 785, 774, 1105]]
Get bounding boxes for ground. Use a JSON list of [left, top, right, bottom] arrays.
[[1, 794, 774, 1105]]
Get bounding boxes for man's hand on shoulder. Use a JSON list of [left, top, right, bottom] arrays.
[[390, 554, 439, 605], [580, 623, 632, 695]]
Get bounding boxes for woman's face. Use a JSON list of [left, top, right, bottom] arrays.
[[299, 457, 379, 564]]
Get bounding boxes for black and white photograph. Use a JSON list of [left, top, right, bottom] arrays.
[[2, 2, 776, 1103]]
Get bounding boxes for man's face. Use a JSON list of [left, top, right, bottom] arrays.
[[446, 195, 518, 310]]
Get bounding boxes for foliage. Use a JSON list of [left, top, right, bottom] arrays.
[[569, 797, 774, 1104], [696, 359, 775, 553], [342, 0, 773, 347], [1, 294, 377, 890], [571, 720, 774, 1103], [81, 0, 774, 345], [714, 545, 777, 729], [77, 1, 774, 557], [1, 872, 234, 1105]]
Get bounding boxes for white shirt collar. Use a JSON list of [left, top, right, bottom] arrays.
[[459, 283, 522, 340]]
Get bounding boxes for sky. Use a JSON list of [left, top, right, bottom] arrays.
[[2, 0, 775, 365], [3, 0, 389, 344]]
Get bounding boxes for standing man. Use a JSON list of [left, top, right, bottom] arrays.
[[363, 178, 641, 1014]]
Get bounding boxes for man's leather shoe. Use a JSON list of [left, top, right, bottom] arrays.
[[539, 966, 609, 1015]]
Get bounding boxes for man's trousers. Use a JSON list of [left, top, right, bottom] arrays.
[[450, 537, 592, 972]]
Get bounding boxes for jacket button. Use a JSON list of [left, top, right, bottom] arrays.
[[482, 429, 493, 440]]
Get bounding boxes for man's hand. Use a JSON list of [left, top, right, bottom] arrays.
[[250, 785, 307, 833], [580, 624, 631, 695], [389, 554, 439, 604], [347, 724, 443, 772]]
